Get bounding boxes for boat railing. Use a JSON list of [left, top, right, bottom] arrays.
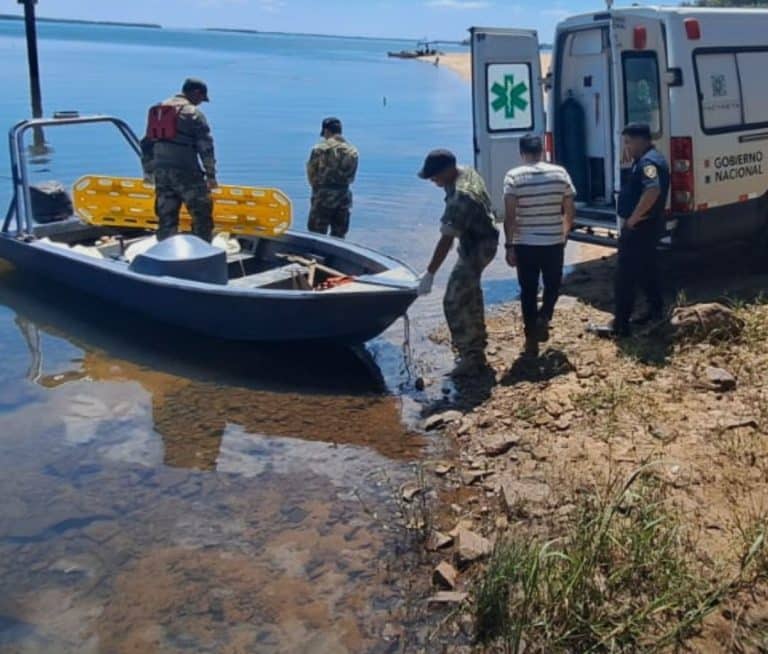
[[4, 114, 143, 236]]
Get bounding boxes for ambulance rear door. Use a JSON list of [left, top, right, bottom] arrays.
[[471, 28, 545, 217]]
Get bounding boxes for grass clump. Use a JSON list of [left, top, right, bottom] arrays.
[[475, 470, 767, 653]]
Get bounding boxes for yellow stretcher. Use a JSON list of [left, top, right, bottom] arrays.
[[72, 175, 292, 237]]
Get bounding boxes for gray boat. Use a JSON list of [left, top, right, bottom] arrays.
[[1, 114, 419, 344]]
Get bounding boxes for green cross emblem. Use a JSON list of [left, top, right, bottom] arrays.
[[491, 75, 529, 119]]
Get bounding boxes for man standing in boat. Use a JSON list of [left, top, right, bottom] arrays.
[[141, 78, 217, 242], [417, 150, 499, 377], [306, 117, 359, 239]]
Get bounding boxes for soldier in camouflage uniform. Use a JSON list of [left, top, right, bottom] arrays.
[[417, 150, 499, 377], [141, 78, 217, 242], [306, 117, 359, 238]]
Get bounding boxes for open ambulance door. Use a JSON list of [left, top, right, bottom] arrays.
[[471, 28, 545, 218]]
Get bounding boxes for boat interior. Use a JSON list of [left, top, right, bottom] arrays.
[[30, 219, 399, 292]]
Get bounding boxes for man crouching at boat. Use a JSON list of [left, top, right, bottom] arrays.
[[140, 78, 217, 242], [417, 150, 499, 378]]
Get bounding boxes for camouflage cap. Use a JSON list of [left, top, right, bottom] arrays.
[[182, 77, 210, 102], [418, 149, 457, 179], [321, 117, 342, 135]]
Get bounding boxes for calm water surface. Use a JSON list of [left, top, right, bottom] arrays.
[[0, 22, 517, 652]]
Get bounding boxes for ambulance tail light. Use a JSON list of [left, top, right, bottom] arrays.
[[671, 137, 694, 213], [544, 131, 554, 162], [633, 26, 647, 50], [684, 18, 701, 40]]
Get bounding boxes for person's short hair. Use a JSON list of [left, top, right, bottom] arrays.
[[417, 149, 457, 179], [519, 134, 543, 156], [622, 123, 652, 140], [321, 117, 343, 135]]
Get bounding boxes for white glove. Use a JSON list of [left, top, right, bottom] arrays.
[[418, 272, 434, 296]]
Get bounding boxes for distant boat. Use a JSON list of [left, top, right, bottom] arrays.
[[388, 40, 441, 59]]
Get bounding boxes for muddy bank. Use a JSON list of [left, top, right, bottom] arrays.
[[406, 250, 768, 651]]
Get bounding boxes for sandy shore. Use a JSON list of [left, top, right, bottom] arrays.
[[418, 51, 553, 81]]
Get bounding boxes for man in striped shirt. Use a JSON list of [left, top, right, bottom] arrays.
[[504, 134, 575, 356]]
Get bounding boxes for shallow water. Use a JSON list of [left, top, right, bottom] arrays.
[[0, 261, 436, 653], [0, 21, 532, 652]]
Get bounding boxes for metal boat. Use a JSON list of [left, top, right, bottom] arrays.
[[1, 114, 418, 344]]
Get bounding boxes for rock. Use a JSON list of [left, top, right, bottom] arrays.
[[721, 417, 759, 431], [423, 410, 463, 431], [499, 477, 551, 517], [428, 591, 469, 605], [671, 303, 744, 343], [457, 416, 476, 436], [480, 433, 519, 457], [704, 366, 737, 392], [426, 531, 454, 551], [455, 528, 492, 565], [400, 482, 423, 502], [382, 623, 403, 640], [449, 520, 475, 538], [477, 415, 496, 429], [577, 368, 595, 380], [432, 561, 459, 589], [434, 462, 454, 476], [461, 470, 488, 486], [553, 415, 572, 432]]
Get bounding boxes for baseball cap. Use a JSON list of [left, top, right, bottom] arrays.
[[622, 122, 652, 139], [418, 149, 457, 179], [321, 117, 343, 135], [182, 78, 210, 102]]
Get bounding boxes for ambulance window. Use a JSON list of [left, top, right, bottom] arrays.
[[570, 30, 604, 56], [736, 51, 768, 125], [623, 53, 661, 136], [696, 53, 742, 131]]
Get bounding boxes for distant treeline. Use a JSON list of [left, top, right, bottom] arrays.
[[0, 14, 161, 29]]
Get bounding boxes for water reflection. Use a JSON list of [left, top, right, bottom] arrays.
[[0, 264, 425, 653], [0, 266, 424, 466]]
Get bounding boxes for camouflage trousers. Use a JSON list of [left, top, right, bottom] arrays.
[[153, 168, 214, 242], [444, 240, 498, 359], [307, 205, 351, 239]]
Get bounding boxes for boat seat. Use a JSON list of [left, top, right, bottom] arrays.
[[229, 263, 308, 290]]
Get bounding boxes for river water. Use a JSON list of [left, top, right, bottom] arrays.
[[0, 21, 508, 653]]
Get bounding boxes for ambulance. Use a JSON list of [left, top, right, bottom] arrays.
[[470, 6, 768, 249]]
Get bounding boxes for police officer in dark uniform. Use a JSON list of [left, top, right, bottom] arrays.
[[591, 123, 670, 337]]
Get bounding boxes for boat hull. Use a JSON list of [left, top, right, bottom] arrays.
[[0, 230, 418, 345]]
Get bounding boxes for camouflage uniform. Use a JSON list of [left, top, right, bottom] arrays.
[[306, 135, 359, 238], [440, 167, 499, 360], [141, 94, 217, 242]]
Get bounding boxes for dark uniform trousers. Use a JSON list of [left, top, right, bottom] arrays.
[[514, 243, 565, 336], [614, 223, 663, 330]]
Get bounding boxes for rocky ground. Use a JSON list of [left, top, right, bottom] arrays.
[[398, 251, 768, 652]]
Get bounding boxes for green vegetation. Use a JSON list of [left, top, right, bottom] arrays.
[[475, 470, 768, 653]]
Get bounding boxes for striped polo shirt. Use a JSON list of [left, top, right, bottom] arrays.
[[503, 162, 575, 246]]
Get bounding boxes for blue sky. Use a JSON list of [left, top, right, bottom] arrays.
[[8, 0, 645, 40]]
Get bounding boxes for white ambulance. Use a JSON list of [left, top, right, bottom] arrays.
[[470, 7, 768, 249]]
